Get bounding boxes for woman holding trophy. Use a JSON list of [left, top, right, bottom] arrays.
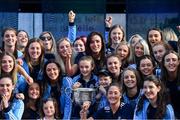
[[80, 83, 134, 119]]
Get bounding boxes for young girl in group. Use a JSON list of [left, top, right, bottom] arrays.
[[22, 82, 41, 119], [161, 50, 180, 118], [41, 59, 72, 119], [39, 31, 58, 60], [56, 37, 77, 76], [73, 36, 86, 53], [71, 56, 99, 119], [152, 42, 171, 78], [146, 28, 164, 54], [106, 24, 126, 54], [22, 38, 46, 81], [0, 52, 33, 93], [152, 42, 171, 64], [121, 67, 143, 110], [106, 53, 122, 83], [137, 55, 156, 82], [72, 56, 98, 89], [134, 75, 175, 119], [128, 39, 150, 69], [40, 98, 60, 120], [0, 74, 24, 119], [85, 32, 106, 74], [115, 42, 130, 69], [73, 36, 87, 73], [16, 30, 29, 54], [1, 27, 23, 58]]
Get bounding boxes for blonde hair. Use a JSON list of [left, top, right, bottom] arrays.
[[39, 31, 58, 54], [163, 27, 178, 42], [128, 39, 150, 64], [128, 34, 143, 47], [56, 37, 76, 74]]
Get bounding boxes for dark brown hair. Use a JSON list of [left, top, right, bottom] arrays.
[[136, 75, 169, 119]]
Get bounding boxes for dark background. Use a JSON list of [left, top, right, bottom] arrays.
[[0, 0, 180, 13], [0, 0, 124, 13]]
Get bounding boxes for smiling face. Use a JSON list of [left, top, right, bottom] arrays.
[[79, 60, 94, 78], [1, 55, 14, 73], [28, 83, 40, 100], [28, 42, 42, 61], [58, 40, 72, 58], [43, 100, 55, 118], [143, 80, 160, 102], [148, 30, 162, 47], [99, 75, 112, 87], [110, 27, 123, 44], [3, 30, 17, 48], [46, 63, 60, 81], [123, 70, 137, 89], [17, 31, 28, 48], [90, 35, 102, 54], [135, 42, 144, 57], [107, 86, 122, 105], [0, 77, 14, 100], [116, 44, 129, 61], [139, 58, 154, 76], [153, 44, 166, 63], [164, 53, 180, 72], [107, 56, 121, 75], [40, 33, 53, 51], [73, 39, 85, 52]]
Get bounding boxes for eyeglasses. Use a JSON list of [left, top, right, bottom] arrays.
[[40, 36, 52, 41]]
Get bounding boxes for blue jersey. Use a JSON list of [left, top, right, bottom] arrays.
[[93, 102, 134, 119], [122, 89, 143, 110], [72, 73, 99, 88]]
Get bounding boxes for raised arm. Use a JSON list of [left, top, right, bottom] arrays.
[[65, 49, 78, 76], [68, 10, 77, 43], [16, 64, 33, 85], [105, 16, 112, 44]]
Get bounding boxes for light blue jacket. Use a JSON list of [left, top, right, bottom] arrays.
[[105, 30, 109, 44], [14, 73, 27, 93], [3, 98, 24, 120], [134, 99, 175, 120], [97, 95, 109, 111], [122, 89, 143, 109], [43, 76, 72, 120], [17, 50, 23, 58], [68, 24, 76, 43]]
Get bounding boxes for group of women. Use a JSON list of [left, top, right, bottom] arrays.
[[0, 10, 180, 120]]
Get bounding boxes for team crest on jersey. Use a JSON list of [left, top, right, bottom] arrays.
[[104, 106, 111, 112]]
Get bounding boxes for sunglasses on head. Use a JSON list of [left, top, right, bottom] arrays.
[[40, 36, 52, 41]]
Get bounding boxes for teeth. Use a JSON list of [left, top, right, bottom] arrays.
[[127, 82, 134, 84]]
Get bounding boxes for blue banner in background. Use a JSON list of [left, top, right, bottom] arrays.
[[43, 13, 105, 40]]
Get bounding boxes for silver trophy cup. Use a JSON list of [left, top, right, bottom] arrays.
[[73, 88, 96, 106]]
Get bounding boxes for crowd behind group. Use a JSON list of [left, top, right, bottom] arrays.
[[0, 10, 180, 120]]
